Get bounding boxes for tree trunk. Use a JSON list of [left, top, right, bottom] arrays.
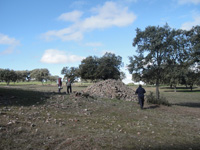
[[156, 80, 160, 100], [174, 85, 177, 92], [190, 85, 193, 91]]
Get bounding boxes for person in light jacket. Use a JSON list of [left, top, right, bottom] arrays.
[[66, 78, 72, 94]]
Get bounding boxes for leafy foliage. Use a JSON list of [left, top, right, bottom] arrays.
[[48, 75, 59, 83], [79, 52, 123, 81], [146, 91, 171, 106], [96, 53, 122, 80], [61, 67, 79, 82], [15, 70, 30, 82], [188, 25, 200, 64], [128, 24, 173, 99], [128, 24, 200, 98], [30, 68, 50, 83], [0, 69, 17, 85], [78, 56, 99, 81]]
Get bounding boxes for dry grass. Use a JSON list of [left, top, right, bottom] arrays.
[[0, 84, 200, 150]]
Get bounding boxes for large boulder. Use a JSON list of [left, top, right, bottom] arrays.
[[84, 79, 137, 101]]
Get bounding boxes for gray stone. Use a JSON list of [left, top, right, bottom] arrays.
[[83, 79, 137, 101]]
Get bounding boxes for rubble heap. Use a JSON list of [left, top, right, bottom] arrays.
[[84, 79, 137, 101]]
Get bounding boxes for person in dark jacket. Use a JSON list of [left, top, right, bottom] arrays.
[[135, 85, 146, 109]]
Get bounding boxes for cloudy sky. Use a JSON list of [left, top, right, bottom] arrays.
[[1, 0, 200, 83]]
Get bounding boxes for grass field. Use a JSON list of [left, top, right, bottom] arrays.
[[0, 83, 200, 150]]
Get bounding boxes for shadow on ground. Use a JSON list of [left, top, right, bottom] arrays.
[[176, 90, 200, 92], [161, 86, 200, 93], [0, 87, 53, 106], [163, 90, 200, 93], [122, 143, 200, 150], [173, 102, 200, 108], [143, 105, 160, 110]]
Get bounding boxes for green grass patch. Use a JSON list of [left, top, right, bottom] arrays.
[[0, 85, 200, 150]]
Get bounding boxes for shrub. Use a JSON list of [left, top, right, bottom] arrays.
[[127, 83, 135, 86], [146, 92, 171, 106]]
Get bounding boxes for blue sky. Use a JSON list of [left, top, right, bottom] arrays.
[[1, 0, 200, 83]]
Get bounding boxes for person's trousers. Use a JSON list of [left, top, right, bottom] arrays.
[[138, 96, 144, 109], [58, 85, 62, 93], [67, 86, 72, 94]]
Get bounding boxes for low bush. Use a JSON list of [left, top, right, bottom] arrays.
[[146, 92, 171, 106], [127, 83, 135, 86]]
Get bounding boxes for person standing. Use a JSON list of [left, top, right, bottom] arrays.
[[135, 85, 146, 109], [66, 78, 72, 94], [57, 77, 62, 93]]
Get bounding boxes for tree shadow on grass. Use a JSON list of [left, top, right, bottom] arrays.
[[161, 86, 200, 93], [0, 87, 51, 106], [122, 143, 200, 150], [173, 102, 200, 108], [161, 86, 199, 89], [163, 90, 200, 93], [144, 105, 160, 109], [176, 90, 200, 93]]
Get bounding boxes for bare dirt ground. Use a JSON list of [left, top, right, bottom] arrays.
[[0, 84, 200, 150]]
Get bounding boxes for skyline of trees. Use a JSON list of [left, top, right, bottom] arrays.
[[0, 25, 199, 90]]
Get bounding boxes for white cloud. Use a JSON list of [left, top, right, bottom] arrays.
[[122, 72, 133, 84], [0, 46, 15, 55], [40, 49, 84, 64], [0, 33, 20, 55], [41, 24, 83, 41], [42, 1, 136, 41], [181, 15, 200, 30], [57, 10, 83, 22], [122, 69, 145, 85], [0, 33, 20, 45], [82, 1, 136, 30], [178, 0, 200, 5]]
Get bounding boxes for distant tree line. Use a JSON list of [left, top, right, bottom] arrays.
[[0, 53, 125, 85], [1, 24, 199, 94], [0, 68, 58, 85], [128, 24, 200, 99]]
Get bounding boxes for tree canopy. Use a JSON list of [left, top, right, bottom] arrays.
[[79, 52, 123, 81], [61, 67, 79, 82], [0, 69, 17, 85], [128, 24, 200, 99], [96, 53, 122, 80], [128, 24, 173, 99], [30, 68, 50, 83], [78, 56, 99, 81]]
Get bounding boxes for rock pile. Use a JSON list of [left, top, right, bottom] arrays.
[[84, 79, 137, 101]]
